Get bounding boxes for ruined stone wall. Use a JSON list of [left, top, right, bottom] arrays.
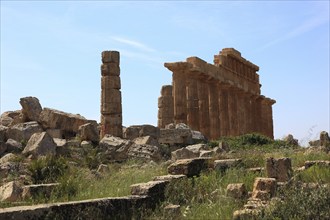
[[100, 51, 123, 138], [158, 48, 275, 139]]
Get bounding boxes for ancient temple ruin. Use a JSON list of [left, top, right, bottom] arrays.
[[158, 48, 276, 139], [100, 51, 123, 138]]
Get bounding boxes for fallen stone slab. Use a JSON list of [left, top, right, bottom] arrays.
[[152, 174, 187, 182], [252, 177, 277, 201], [22, 132, 56, 158], [0, 195, 151, 220], [131, 180, 168, 203], [0, 181, 22, 202], [226, 183, 247, 199], [214, 159, 242, 172], [7, 121, 43, 143], [304, 160, 330, 169], [21, 183, 60, 199], [167, 158, 210, 177]]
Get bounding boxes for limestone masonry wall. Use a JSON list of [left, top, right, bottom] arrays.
[[158, 48, 276, 139], [100, 51, 123, 138]]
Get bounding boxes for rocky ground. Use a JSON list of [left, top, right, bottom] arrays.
[[0, 96, 329, 219]]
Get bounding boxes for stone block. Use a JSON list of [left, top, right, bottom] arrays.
[[252, 177, 276, 200], [233, 209, 261, 220], [160, 85, 173, 96], [22, 132, 57, 158], [214, 159, 242, 172], [226, 183, 247, 199], [39, 108, 91, 135], [0, 181, 22, 202], [101, 89, 122, 103], [171, 147, 198, 161], [305, 160, 330, 169], [46, 129, 63, 139], [167, 158, 210, 177], [78, 123, 99, 143], [101, 63, 120, 76], [19, 96, 42, 122], [159, 128, 193, 146], [152, 174, 187, 182], [164, 204, 181, 219], [131, 180, 168, 200], [102, 51, 120, 64], [7, 121, 43, 143], [266, 157, 292, 182], [133, 136, 158, 146], [158, 97, 173, 108], [5, 139, 23, 153], [127, 144, 162, 162], [101, 75, 121, 89]]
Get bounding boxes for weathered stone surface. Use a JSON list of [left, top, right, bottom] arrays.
[[226, 183, 247, 199], [186, 144, 208, 154], [0, 195, 151, 220], [214, 159, 242, 172], [102, 50, 120, 64], [305, 160, 330, 169], [123, 126, 140, 140], [99, 135, 132, 161], [131, 180, 168, 202], [78, 123, 99, 143], [164, 204, 181, 219], [7, 121, 43, 142], [19, 96, 42, 122], [191, 130, 207, 143], [5, 139, 23, 153], [123, 125, 160, 140], [171, 147, 198, 161], [0, 181, 22, 202], [22, 132, 56, 158], [0, 125, 8, 142], [21, 183, 59, 199], [233, 209, 261, 220], [0, 111, 21, 127], [199, 150, 214, 158], [283, 134, 298, 146], [252, 177, 276, 200], [266, 157, 292, 182], [168, 158, 210, 177], [127, 144, 162, 162], [39, 108, 91, 136], [159, 128, 193, 146], [153, 174, 187, 182], [0, 142, 6, 157], [0, 153, 17, 165], [320, 131, 330, 147], [46, 129, 63, 139], [133, 136, 159, 146]]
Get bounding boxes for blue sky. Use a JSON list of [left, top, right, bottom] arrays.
[[1, 1, 329, 145]]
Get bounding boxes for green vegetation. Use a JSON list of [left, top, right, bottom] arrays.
[[1, 133, 329, 219]]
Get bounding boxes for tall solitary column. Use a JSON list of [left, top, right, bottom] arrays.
[[100, 51, 123, 138], [227, 87, 238, 136]]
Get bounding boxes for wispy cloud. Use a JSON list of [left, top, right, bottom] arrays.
[[259, 7, 329, 51], [111, 37, 156, 53]]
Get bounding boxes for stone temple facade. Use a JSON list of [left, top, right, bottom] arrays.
[[158, 48, 276, 139]]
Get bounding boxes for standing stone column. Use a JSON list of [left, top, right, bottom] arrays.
[[260, 98, 269, 137], [186, 77, 200, 131], [227, 87, 238, 136], [158, 85, 174, 128], [254, 96, 263, 135], [208, 82, 220, 139], [172, 70, 188, 124], [236, 90, 246, 135], [219, 85, 230, 137], [197, 80, 210, 138], [244, 94, 253, 134], [100, 51, 123, 138]]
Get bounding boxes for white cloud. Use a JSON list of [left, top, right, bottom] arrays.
[[111, 37, 156, 53]]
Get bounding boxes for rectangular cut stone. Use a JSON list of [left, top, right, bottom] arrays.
[[167, 158, 210, 177], [158, 97, 173, 108], [102, 76, 121, 90], [161, 85, 172, 96], [101, 89, 122, 103], [101, 63, 120, 76], [102, 51, 120, 64], [101, 103, 122, 114]]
